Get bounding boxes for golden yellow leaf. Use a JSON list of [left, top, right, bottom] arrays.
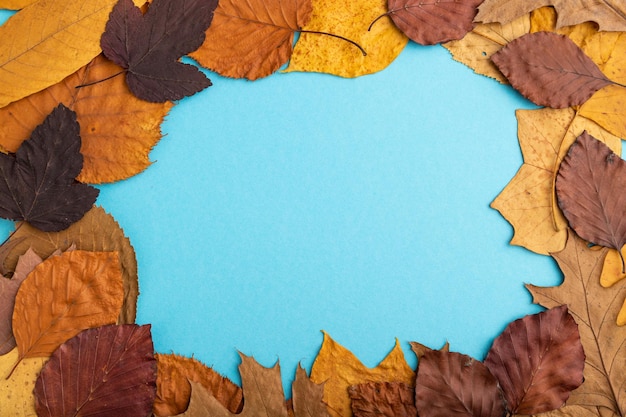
[[0, 0, 120, 108], [0, 348, 46, 417], [491, 108, 621, 255], [600, 248, 626, 288], [0, 0, 32, 9], [284, 0, 408, 78], [4, 207, 138, 324], [310, 332, 414, 417], [443, 14, 530, 83], [0, 54, 172, 183]]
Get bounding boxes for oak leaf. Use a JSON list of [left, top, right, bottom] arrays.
[[310, 332, 414, 417], [484, 306, 584, 415], [380, 0, 483, 45], [0, 248, 42, 355], [475, 0, 626, 32], [154, 353, 243, 416], [0, 0, 123, 107], [285, 0, 408, 78], [527, 231, 626, 415], [349, 382, 416, 417], [491, 108, 621, 255], [0, 54, 173, 184], [190, 0, 312, 80], [556, 132, 626, 266], [443, 14, 531, 83], [0, 348, 46, 417], [34, 324, 156, 417], [291, 364, 330, 417], [100, 0, 215, 102], [0, 104, 99, 232], [12, 250, 124, 368], [491, 32, 615, 108], [3, 206, 138, 324]]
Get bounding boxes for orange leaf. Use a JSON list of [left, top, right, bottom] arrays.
[[12, 250, 124, 365]]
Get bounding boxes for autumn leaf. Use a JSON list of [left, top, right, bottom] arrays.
[[0, 0, 31, 10], [34, 324, 156, 417], [349, 382, 417, 417], [285, 0, 408, 78], [374, 0, 483, 45], [475, 0, 626, 32], [0, 348, 46, 417], [291, 364, 330, 417], [491, 108, 621, 255], [100, 0, 215, 102], [154, 353, 243, 416], [443, 14, 531, 83], [0, 248, 42, 355], [310, 332, 414, 417], [527, 231, 626, 415], [555, 132, 626, 270], [3, 206, 138, 324], [0, 54, 173, 184], [190, 0, 313, 80], [12, 250, 124, 369], [484, 306, 584, 415], [0, 0, 123, 108], [0, 105, 99, 232]]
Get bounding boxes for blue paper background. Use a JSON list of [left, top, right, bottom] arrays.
[[1, 9, 560, 391]]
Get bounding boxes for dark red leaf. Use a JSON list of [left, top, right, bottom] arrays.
[[556, 131, 626, 259], [349, 381, 417, 417], [383, 0, 483, 45], [484, 306, 585, 415], [100, 0, 217, 102], [34, 324, 156, 417], [491, 31, 613, 108], [0, 104, 99, 232], [415, 350, 505, 417]]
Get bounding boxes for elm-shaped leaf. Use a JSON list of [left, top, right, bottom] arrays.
[[0, 104, 99, 232], [484, 306, 585, 415], [34, 324, 156, 417]]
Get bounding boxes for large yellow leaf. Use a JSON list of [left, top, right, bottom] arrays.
[[0, 0, 120, 108], [285, 0, 408, 78], [0, 54, 173, 184], [491, 108, 621, 255], [310, 332, 414, 417], [0, 0, 32, 9], [0, 348, 46, 417]]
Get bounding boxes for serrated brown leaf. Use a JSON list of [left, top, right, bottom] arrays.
[[101, 0, 215, 102], [475, 0, 626, 32], [311, 332, 414, 417], [491, 32, 614, 108], [415, 350, 504, 417], [0, 236, 26, 276], [154, 353, 243, 416], [0, 248, 42, 355], [190, 0, 312, 80], [349, 382, 416, 417], [556, 132, 626, 260], [484, 306, 584, 415], [12, 250, 124, 367], [4, 206, 138, 324], [384, 0, 483, 45], [0, 54, 173, 184], [34, 324, 156, 417], [0, 105, 99, 232], [409, 341, 450, 360], [527, 231, 626, 415]]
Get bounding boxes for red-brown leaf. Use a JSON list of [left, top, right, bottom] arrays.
[[556, 131, 626, 256], [491, 31, 613, 108], [349, 382, 417, 417], [484, 306, 585, 415], [384, 0, 483, 45], [34, 324, 156, 417], [415, 350, 504, 417]]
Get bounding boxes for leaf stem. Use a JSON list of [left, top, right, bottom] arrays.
[[299, 30, 367, 56], [75, 70, 126, 89], [368, 11, 391, 31]]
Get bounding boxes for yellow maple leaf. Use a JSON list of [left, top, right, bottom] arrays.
[[310, 332, 414, 417], [284, 0, 408, 78], [0, 0, 32, 9], [491, 108, 621, 255], [0, 348, 46, 417]]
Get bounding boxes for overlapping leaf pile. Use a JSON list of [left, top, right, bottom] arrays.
[[0, 0, 625, 415]]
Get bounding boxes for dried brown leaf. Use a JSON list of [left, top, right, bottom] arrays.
[[349, 382, 416, 417]]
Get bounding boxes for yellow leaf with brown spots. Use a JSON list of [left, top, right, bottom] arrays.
[[0, 348, 46, 417]]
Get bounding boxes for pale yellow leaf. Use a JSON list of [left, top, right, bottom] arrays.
[[0, 348, 46, 417]]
